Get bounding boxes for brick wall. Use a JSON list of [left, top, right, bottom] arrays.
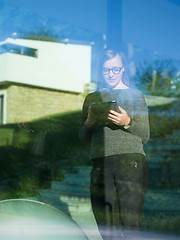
[[6, 84, 84, 123]]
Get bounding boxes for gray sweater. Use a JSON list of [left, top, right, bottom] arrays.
[[79, 88, 150, 159]]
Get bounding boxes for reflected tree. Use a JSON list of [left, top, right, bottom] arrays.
[[21, 29, 58, 42], [134, 59, 179, 97]]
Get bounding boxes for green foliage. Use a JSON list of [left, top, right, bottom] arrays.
[[30, 110, 90, 159], [148, 101, 180, 138], [170, 75, 180, 97], [22, 29, 58, 42], [134, 60, 178, 97], [11, 176, 39, 198], [0, 110, 90, 198]]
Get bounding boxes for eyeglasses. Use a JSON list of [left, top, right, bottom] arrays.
[[103, 67, 123, 75]]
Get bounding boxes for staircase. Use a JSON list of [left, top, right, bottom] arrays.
[[37, 166, 92, 215]]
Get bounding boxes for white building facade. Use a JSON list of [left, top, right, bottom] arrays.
[[0, 38, 92, 124]]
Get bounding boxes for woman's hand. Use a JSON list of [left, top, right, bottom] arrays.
[[108, 106, 131, 126], [85, 106, 96, 127]]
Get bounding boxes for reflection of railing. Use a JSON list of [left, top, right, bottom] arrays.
[[0, 43, 38, 58], [143, 189, 180, 218], [145, 129, 180, 190], [148, 157, 171, 189]]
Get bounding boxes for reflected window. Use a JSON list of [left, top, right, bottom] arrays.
[[0, 95, 4, 124], [0, 43, 38, 58]]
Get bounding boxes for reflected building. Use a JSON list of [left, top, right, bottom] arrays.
[[0, 38, 91, 124]]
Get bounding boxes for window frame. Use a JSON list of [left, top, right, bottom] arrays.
[[0, 90, 7, 124]]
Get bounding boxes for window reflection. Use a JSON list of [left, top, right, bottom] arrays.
[[0, 43, 38, 58], [0, 95, 4, 124], [0, 0, 180, 239]]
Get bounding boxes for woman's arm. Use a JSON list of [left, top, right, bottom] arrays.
[[108, 91, 150, 144], [78, 94, 95, 143], [124, 92, 150, 144]]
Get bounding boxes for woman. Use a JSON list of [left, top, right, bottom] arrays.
[[79, 49, 150, 239]]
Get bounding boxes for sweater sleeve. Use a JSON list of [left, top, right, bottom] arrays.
[[78, 94, 94, 143], [126, 92, 150, 144]]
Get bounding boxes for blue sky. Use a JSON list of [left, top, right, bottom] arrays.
[[123, 0, 180, 60], [2, 0, 107, 34], [2, 0, 180, 60]]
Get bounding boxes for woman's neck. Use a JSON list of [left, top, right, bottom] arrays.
[[113, 81, 129, 89]]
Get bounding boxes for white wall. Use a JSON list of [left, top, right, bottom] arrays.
[[0, 38, 91, 93]]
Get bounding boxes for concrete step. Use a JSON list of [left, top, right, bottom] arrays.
[[147, 157, 171, 163], [63, 175, 90, 186], [143, 190, 180, 212], [52, 180, 90, 189], [54, 203, 91, 214], [46, 183, 90, 197], [71, 166, 92, 177], [39, 189, 90, 202], [145, 144, 180, 151], [38, 189, 91, 213]]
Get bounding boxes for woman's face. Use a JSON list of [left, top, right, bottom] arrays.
[[102, 54, 124, 89]]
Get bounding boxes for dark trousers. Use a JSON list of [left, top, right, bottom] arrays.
[[90, 153, 149, 240]]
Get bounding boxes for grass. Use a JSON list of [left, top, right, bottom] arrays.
[[0, 110, 90, 198]]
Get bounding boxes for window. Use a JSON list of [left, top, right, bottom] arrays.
[[0, 94, 4, 124], [0, 43, 38, 58], [0, 91, 6, 124]]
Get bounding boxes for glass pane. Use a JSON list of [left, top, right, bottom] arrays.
[[122, 0, 180, 239], [0, 1, 179, 240]]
